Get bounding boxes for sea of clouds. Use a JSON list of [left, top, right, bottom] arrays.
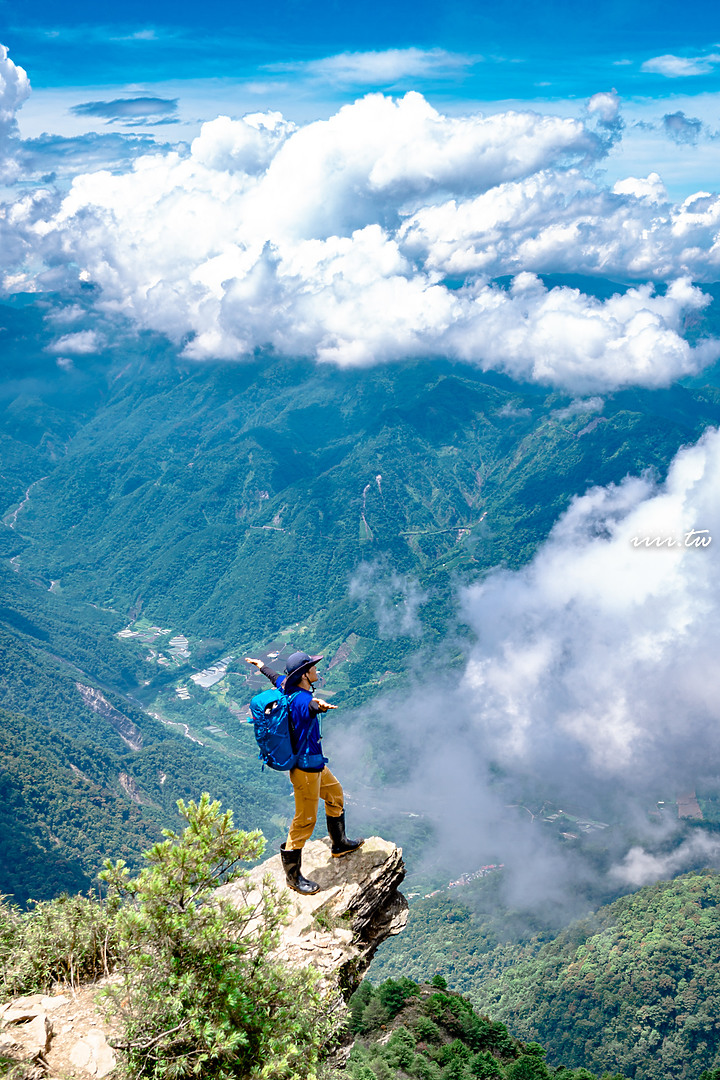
[[332, 427, 720, 905], [2, 45, 720, 392]]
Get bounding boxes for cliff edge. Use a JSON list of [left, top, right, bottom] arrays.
[[0, 836, 407, 1078], [218, 834, 407, 996]]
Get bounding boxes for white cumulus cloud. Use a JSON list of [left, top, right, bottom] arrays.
[[586, 89, 621, 125], [0, 44, 29, 128], [0, 44, 30, 180], [401, 166, 720, 281], [2, 87, 719, 391], [190, 112, 295, 174], [47, 329, 102, 354], [460, 426, 720, 781]]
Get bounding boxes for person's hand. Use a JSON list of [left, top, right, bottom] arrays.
[[312, 697, 338, 712], [245, 657, 263, 669]]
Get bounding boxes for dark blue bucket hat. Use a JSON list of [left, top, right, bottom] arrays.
[[284, 650, 323, 686]]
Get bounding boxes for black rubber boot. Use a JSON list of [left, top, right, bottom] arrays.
[[280, 843, 320, 895], [327, 811, 365, 857]]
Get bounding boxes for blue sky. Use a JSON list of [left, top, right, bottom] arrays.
[[5, 0, 720, 100], [4, 0, 720, 200]]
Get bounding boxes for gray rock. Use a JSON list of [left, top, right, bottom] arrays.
[[0, 984, 118, 1079], [216, 835, 408, 998], [68, 1029, 116, 1077]]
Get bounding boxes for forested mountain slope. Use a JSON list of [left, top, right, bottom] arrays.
[[4, 292, 720, 906], [16, 341, 720, 655], [470, 871, 720, 1080], [341, 975, 629, 1080], [0, 596, 291, 903]]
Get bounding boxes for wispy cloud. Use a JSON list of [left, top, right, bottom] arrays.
[[47, 330, 103, 355], [111, 29, 160, 42], [349, 563, 427, 638], [13, 23, 176, 46], [19, 131, 163, 178], [71, 96, 178, 121], [268, 47, 477, 86], [641, 52, 720, 77], [611, 834, 720, 887]]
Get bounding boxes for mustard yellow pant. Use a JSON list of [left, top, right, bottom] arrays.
[[287, 766, 344, 850]]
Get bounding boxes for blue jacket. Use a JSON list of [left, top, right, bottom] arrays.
[[263, 668, 328, 772]]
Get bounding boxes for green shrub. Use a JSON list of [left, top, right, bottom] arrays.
[[369, 1060, 394, 1080], [360, 997, 391, 1034], [504, 1053, 551, 1080], [412, 1057, 442, 1080], [377, 976, 420, 1019], [350, 1067, 378, 1080], [101, 793, 340, 1080], [469, 1050, 503, 1078], [428, 992, 455, 1022], [486, 1020, 518, 1059], [348, 981, 376, 1034], [437, 1039, 472, 1066], [414, 1016, 443, 1044], [457, 1013, 493, 1052], [387, 1026, 416, 1069], [440, 1056, 470, 1080], [345, 1041, 374, 1077], [0, 891, 119, 999]]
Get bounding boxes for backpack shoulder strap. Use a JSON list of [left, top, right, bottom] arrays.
[[286, 691, 314, 767]]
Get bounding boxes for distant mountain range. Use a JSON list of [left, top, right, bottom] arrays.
[[472, 869, 720, 1080], [3, 288, 720, 908]]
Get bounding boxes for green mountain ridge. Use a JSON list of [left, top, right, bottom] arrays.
[[340, 975, 629, 1080], [4, 294, 720, 1079], [468, 870, 720, 1080]]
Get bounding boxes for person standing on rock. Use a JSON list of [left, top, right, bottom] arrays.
[[245, 650, 364, 895]]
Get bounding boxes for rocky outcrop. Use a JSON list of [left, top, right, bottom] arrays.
[[217, 834, 408, 997], [117, 772, 154, 806], [0, 989, 118, 1079], [0, 836, 406, 1077], [75, 684, 143, 751]]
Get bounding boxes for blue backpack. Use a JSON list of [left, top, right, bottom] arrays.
[[247, 687, 311, 771]]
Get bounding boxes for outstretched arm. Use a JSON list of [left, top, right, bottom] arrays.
[[245, 657, 281, 684], [311, 697, 338, 712]]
